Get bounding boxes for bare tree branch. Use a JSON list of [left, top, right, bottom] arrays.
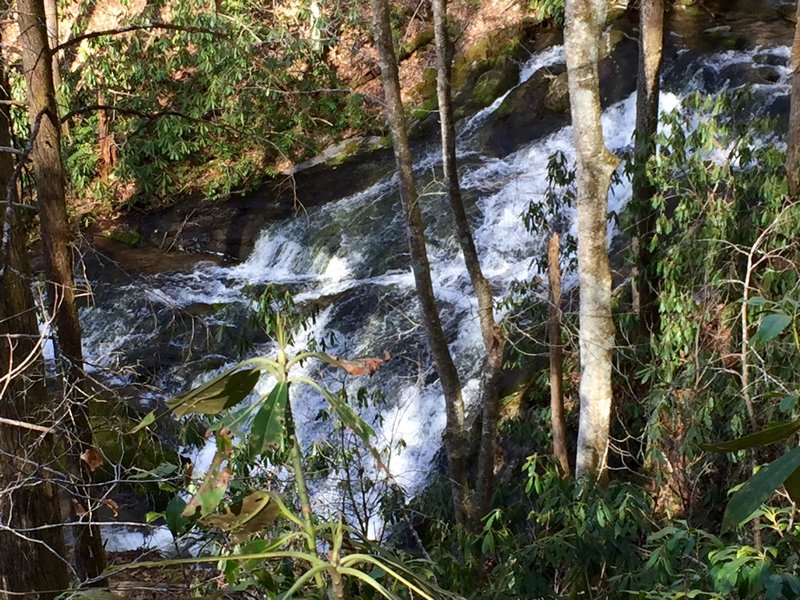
[[53, 22, 229, 54]]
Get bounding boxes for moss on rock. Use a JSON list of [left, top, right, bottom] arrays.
[[544, 72, 570, 113], [472, 64, 520, 108], [399, 27, 435, 61]]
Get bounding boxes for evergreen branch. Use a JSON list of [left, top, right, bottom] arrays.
[[60, 104, 225, 128]]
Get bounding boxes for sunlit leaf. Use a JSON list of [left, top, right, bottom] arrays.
[[80, 447, 104, 472], [249, 382, 289, 456], [182, 453, 231, 518], [129, 410, 156, 434], [722, 447, 800, 532], [202, 491, 281, 540], [317, 350, 391, 377], [168, 367, 261, 417], [702, 419, 800, 452]]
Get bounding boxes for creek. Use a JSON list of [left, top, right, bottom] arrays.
[[76, 3, 794, 551]]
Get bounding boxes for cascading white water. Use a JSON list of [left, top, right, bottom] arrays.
[[81, 41, 792, 550]]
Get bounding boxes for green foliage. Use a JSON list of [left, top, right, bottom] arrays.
[[629, 90, 800, 518], [128, 292, 442, 598], [421, 457, 657, 599], [60, 0, 378, 208], [719, 448, 800, 532], [529, 0, 566, 23]]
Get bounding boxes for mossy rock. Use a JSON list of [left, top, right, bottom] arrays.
[[607, 0, 630, 22], [453, 25, 526, 92], [472, 63, 519, 109], [409, 67, 438, 110], [328, 139, 363, 167], [105, 227, 142, 247], [89, 392, 180, 510], [399, 27, 435, 61], [543, 72, 570, 113], [778, 4, 797, 22]]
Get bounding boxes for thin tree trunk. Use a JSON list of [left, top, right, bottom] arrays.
[[631, 0, 664, 334], [18, 0, 106, 582], [97, 89, 116, 180], [548, 233, 570, 477], [565, 0, 619, 480], [432, 0, 503, 523], [0, 42, 70, 598], [43, 0, 61, 94], [787, 1, 800, 197], [369, 0, 472, 525]]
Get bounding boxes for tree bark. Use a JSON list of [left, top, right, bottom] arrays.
[[631, 0, 664, 335], [548, 233, 570, 477], [18, 0, 106, 582], [97, 89, 116, 180], [0, 43, 70, 599], [369, 0, 472, 525], [787, 0, 800, 197], [43, 0, 61, 96], [565, 0, 619, 480], [432, 0, 503, 524]]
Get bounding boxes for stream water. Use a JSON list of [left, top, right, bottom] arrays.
[[79, 15, 793, 551]]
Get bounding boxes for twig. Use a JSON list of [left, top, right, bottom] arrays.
[[53, 22, 228, 54], [0, 416, 53, 433]]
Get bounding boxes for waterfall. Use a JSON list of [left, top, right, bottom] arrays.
[[80, 42, 791, 550]]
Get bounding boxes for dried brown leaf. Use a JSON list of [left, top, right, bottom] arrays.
[[80, 447, 104, 472], [331, 350, 391, 376]]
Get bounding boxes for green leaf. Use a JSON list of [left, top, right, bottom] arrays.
[[722, 446, 800, 532], [780, 396, 798, 414], [202, 491, 281, 540], [752, 312, 792, 345], [322, 387, 375, 441], [784, 465, 800, 505], [249, 382, 289, 456], [293, 376, 375, 442], [182, 453, 231, 519], [129, 410, 156, 434], [165, 494, 188, 536], [168, 367, 261, 416], [702, 419, 800, 452]]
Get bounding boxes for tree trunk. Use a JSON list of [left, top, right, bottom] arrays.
[[631, 0, 664, 334], [0, 43, 70, 599], [548, 233, 571, 477], [368, 0, 472, 525], [787, 1, 800, 197], [18, 0, 106, 582], [43, 0, 61, 95], [97, 89, 116, 180], [565, 0, 619, 480], [432, 0, 503, 523]]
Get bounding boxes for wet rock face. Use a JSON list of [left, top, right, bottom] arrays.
[[479, 66, 568, 156], [479, 34, 639, 157], [99, 145, 398, 270]]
